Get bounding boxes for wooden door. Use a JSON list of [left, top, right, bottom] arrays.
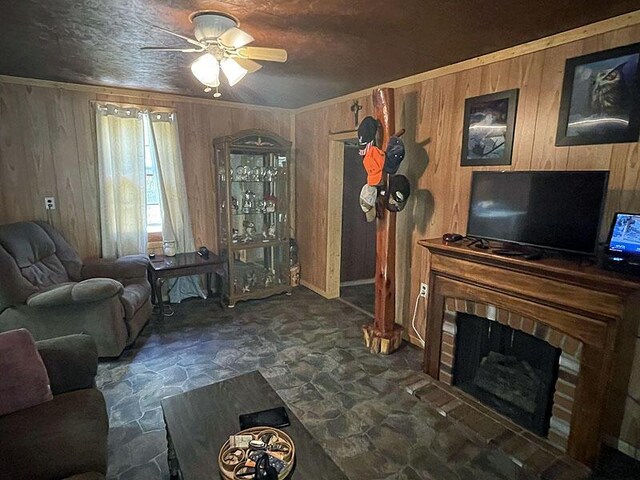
[[340, 144, 376, 282]]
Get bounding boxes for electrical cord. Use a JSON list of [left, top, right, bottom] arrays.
[[411, 290, 425, 347]]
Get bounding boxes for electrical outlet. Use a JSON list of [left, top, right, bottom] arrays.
[[419, 282, 428, 298], [44, 197, 56, 210]]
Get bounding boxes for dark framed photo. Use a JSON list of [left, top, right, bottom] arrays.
[[556, 42, 640, 146], [461, 89, 519, 166]]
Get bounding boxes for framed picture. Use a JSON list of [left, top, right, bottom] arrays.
[[461, 89, 519, 166], [556, 42, 640, 146]]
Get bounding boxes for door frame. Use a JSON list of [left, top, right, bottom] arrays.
[[325, 132, 358, 299]]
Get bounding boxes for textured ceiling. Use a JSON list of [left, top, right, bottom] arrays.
[[0, 1, 639, 108]]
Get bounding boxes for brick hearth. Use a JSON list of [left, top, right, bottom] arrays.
[[439, 297, 582, 452]]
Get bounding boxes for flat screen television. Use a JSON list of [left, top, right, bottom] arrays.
[[467, 170, 609, 255]]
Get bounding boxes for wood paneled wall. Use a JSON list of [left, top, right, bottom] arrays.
[[0, 82, 291, 258], [294, 23, 640, 452]]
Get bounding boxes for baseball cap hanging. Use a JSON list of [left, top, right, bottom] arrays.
[[363, 146, 385, 186], [358, 116, 378, 156], [384, 136, 405, 174], [386, 174, 411, 212], [359, 184, 378, 222]]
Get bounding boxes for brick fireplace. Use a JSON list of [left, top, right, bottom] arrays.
[[419, 238, 640, 466], [439, 297, 580, 451]]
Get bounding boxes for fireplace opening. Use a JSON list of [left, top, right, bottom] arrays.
[[452, 313, 561, 437]]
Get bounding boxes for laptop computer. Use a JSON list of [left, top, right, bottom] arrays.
[[606, 212, 640, 258], [602, 213, 640, 276]]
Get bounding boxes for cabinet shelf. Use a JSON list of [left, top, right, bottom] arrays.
[[231, 211, 279, 216], [230, 239, 288, 250], [230, 180, 281, 184]]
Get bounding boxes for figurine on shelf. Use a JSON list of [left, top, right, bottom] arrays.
[[243, 221, 256, 242], [257, 199, 266, 212], [235, 165, 249, 182], [264, 195, 277, 213], [231, 196, 239, 213], [264, 270, 275, 288], [247, 270, 258, 289], [242, 190, 255, 213], [262, 223, 276, 242], [264, 167, 277, 182], [232, 228, 242, 243], [251, 166, 264, 181]]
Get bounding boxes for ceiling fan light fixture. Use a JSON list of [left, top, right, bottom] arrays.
[[220, 57, 247, 86], [191, 53, 220, 87], [190, 11, 238, 42]]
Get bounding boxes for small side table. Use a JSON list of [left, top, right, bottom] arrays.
[[147, 252, 226, 319]]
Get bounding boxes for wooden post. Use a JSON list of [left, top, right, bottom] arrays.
[[362, 88, 404, 355]]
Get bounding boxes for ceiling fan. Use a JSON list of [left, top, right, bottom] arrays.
[[142, 11, 287, 98]]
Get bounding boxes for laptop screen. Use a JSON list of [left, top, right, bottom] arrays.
[[608, 213, 640, 256]]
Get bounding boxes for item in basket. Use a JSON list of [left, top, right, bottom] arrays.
[[234, 464, 255, 478], [247, 451, 286, 474], [268, 451, 286, 461], [229, 435, 252, 449], [255, 453, 280, 479], [267, 442, 290, 453], [249, 439, 266, 450], [222, 448, 244, 466]]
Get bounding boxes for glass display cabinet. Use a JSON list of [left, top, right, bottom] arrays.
[[214, 130, 292, 307]]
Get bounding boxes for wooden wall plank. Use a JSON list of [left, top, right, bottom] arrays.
[[0, 83, 291, 258], [295, 108, 330, 291]]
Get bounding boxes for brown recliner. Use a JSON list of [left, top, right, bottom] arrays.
[[0, 221, 152, 357]]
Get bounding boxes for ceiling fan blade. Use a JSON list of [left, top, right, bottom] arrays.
[[237, 46, 287, 63], [151, 25, 204, 47], [218, 27, 254, 48], [234, 57, 262, 73], [141, 46, 204, 52]]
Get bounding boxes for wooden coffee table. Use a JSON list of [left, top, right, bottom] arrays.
[[161, 371, 348, 480]]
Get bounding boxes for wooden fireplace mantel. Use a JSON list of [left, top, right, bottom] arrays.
[[419, 238, 640, 466]]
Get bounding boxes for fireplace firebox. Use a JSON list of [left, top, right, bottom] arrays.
[[453, 313, 561, 436]]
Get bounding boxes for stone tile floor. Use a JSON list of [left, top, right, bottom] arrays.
[[340, 283, 375, 315], [97, 287, 638, 479]]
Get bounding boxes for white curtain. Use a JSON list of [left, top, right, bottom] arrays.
[[144, 112, 205, 303], [96, 104, 146, 258]]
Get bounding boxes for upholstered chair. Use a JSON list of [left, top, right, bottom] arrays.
[[0, 331, 109, 479], [0, 221, 152, 356]]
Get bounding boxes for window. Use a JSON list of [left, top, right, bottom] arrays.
[[143, 126, 162, 237]]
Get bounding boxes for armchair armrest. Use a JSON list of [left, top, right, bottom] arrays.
[[36, 334, 98, 395], [82, 255, 149, 281], [26, 279, 123, 307]]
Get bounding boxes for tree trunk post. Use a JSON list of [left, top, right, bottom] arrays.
[[362, 87, 404, 354]]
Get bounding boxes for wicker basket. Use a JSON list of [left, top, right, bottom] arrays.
[[218, 427, 295, 480]]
